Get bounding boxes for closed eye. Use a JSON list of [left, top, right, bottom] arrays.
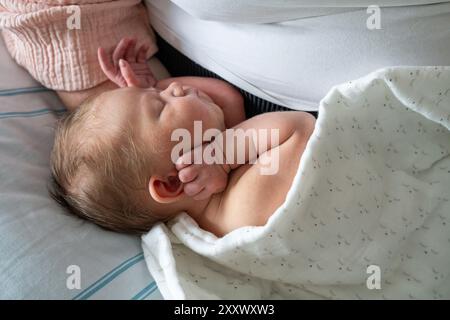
[[155, 93, 167, 118], [157, 100, 166, 117], [143, 89, 166, 118]]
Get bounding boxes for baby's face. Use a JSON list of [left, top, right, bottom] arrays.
[[94, 82, 225, 168]]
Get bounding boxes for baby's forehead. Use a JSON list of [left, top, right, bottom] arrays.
[[94, 88, 138, 114], [91, 88, 150, 130]]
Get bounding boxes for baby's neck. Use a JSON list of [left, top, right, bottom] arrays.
[[184, 193, 226, 237]]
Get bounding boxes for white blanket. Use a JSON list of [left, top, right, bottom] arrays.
[[142, 66, 450, 299]]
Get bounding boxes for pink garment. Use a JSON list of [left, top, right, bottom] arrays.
[[0, 0, 157, 91]]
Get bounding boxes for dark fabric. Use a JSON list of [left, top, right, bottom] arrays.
[[155, 35, 318, 119]]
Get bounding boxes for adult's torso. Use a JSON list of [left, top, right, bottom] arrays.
[[146, 0, 450, 111]]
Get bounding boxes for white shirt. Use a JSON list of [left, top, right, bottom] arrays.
[[146, 0, 450, 111]]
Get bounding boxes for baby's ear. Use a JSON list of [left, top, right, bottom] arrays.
[[148, 173, 183, 203]]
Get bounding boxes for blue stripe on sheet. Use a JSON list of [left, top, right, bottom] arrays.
[[1, 87, 158, 299], [73, 252, 145, 300], [131, 282, 158, 300], [1, 86, 157, 299], [0, 108, 66, 119], [0, 86, 50, 96]]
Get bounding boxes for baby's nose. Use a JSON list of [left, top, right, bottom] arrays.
[[168, 82, 184, 97]]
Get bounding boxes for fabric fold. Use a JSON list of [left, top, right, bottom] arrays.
[[0, 0, 157, 91]]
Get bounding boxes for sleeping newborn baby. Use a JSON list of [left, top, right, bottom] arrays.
[[50, 39, 316, 236], [49, 37, 450, 299], [141, 67, 450, 300]]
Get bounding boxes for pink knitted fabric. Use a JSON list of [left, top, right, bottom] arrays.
[[0, 0, 157, 91]]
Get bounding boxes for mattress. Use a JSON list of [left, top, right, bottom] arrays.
[[145, 0, 450, 111], [0, 36, 161, 300]]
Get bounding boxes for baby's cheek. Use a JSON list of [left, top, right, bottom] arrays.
[[181, 104, 211, 126], [164, 102, 221, 140]]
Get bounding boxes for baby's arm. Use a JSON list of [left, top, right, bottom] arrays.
[[218, 111, 315, 171], [176, 111, 316, 199]]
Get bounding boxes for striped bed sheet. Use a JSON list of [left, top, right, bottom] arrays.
[[0, 37, 160, 300]]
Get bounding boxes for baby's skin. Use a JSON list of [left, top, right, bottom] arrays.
[[177, 110, 316, 236], [63, 37, 316, 237]]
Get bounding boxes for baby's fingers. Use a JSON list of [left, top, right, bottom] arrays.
[[98, 47, 127, 87], [183, 181, 204, 197], [98, 47, 114, 75], [175, 152, 194, 170], [178, 166, 198, 183], [112, 38, 132, 68], [176, 144, 206, 170], [125, 38, 137, 63], [193, 188, 212, 201], [137, 43, 149, 64], [119, 59, 140, 87]]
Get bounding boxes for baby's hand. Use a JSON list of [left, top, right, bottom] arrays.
[[98, 37, 156, 88], [176, 144, 231, 200]]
